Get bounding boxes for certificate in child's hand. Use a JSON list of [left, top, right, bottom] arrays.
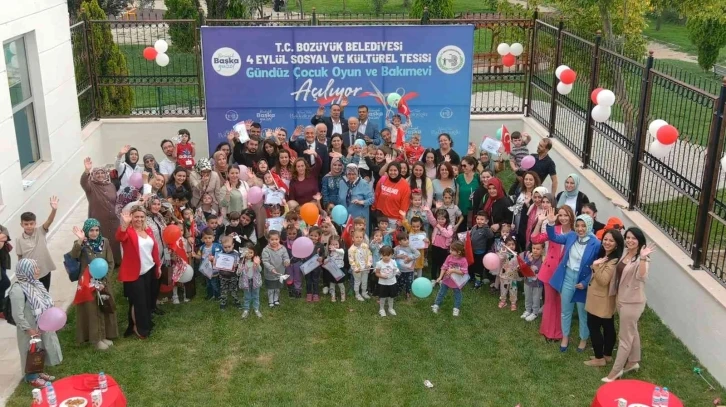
[[450, 272, 470, 289], [323, 262, 345, 281], [267, 216, 284, 232], [214, 253, 237, 272], [300, 255, 320, 275], [409, 232, 427, 250]]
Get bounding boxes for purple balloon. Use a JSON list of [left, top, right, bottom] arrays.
[[239, 165, 250, 182], [520, 155, 536, 170], [247, 186, 263, 205], [128, 172, 143, 189], [292, 237, 314, 258], [38, 307, 67, 332]]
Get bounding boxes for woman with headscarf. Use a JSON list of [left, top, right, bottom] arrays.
[[555, 173, 590, 215], [212, 142, 234, 165], [321, 157, 345, 212], [190, 158, 224, 212], [374, 162, 411, 224], [545, 211, 601, 352], [142, 154, 160, 176], [212, 150, 230, 182], [81, 157, 122, 262], [115, 144, 144, 192], [483, 178, 513, 232], [513, 171, 542, 250], [339, 163, 375, 227], [9, 259, 63, 388], [70, 219, 118, 350]]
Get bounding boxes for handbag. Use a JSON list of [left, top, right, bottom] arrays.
[[25, 340, 46, 374], [63, 246, 89, 282], [98, 289, 116, 314], [110, 166, 126, 191]]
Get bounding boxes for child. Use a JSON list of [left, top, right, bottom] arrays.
[[170, 191, 188, 221], [489, 223, 512, 293], [261, 230, 290, 307], [262, 171, 286, 206], [214, 236, 241, 310], [320, 218, 339, 295], [424, 206, 454, 281], [283, 225, 303, 298], [375, 245, 399, 317], [349, 230, 372, 301], [194, 192, 216, 233], [402, 134, 425, 166], [386, 113, 410, 146], [509, 131, 531, 168], [404, 192, 429, 233], [169, 249, 190, 304], [469, 211, 494, 289], [376, 217, 393, 247], [324, 235, 346, 302], [353, 217, 369, 244], [16, 196, 58, 291], [205, 215, 222, 242], [401, 216, 427, 279], [176, 128, 196, 169], [367, 229, 383, 296], [303, 226, 325, 302], [440, 189, 463, 232], [238, 242, 263, 318], [498, 236, 521, 311], [394, 232, 420, 300], [344, 142, 371, 179], [181, 207, 197, 249], [238, 209, 258, 247], [431, 241, 468, 317], [521, 242, 544, 322], [195, 228, 223, 300], [222, 211, 244, 251]]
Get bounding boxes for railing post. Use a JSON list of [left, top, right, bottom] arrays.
[[421, 7, 430, 25], [691, 79, 726, 269], [547, 18, 564, 138], [311, 7, 317, 25], [581, 31, 602, 168], [196, 9, 205, 118], [524, 9, 538, 117], [627, 51, 654, 209]]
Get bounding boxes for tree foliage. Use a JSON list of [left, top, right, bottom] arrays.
[[687, 16, 726, 71], [164, 0, 199, 53], [80, 0, 133, 116], [409, 0, 455, 19], [205, 0, 251, 18], [371, 0, 388, 14]]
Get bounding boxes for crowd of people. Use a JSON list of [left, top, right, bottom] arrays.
[[0, 103, 656, 387]]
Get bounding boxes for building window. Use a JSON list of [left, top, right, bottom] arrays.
[[4, 37, 40, 172]]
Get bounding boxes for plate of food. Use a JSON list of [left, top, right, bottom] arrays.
[[60, 397, 88, 407]]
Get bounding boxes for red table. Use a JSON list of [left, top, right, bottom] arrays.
[[591, 379, 684, 407], [34, 374, 126, 407]]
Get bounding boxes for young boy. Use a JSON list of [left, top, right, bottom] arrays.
[[170, 191, 189, 220], [394, 232, 420, 300], [470, 211, 494, 289], [195, 228, 223, 300], [376, 217, 393, 247], [402, 134, 425, 165], [303, 226, 325, 302], [352, 217, 369, 243], [348, 230, 372, 301], [262, 230, 291, 307], [521, 242, 545, 322], [214, 236, 242, 310], [205, 215, 223, 242], [17, 196, 59, 291], [509, 131, 531, 168], [222, 211, 244, 251]]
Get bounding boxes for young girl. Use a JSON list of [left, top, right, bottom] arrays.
[[489, 223, 512, 293], [498, 236, 521, 311], [176, 129, 195, 169], [521, 241, 544, 322], [194, 192, 216, 233], [319, 217, 339, 295], [324, 235, 346, 302], [344, 141, 371, 179], [353, 217, 369, 243], [303, 226, 325, 302], [273, 150, 294, 187], [401, 216, 428, 279], [404, 191, 429, 233], [441, 188, 463, 232], [262, 171, 287, 206], [283, 226, 303, 298], [261, 230, 290, 307], [402, 134, 425, 166], [424, 206, 454, 281], [181, 207, 197, 249], [238, 243, 263, 318], [375, 246, 399, 317], [431, 241, 468, 317], [386, 113, 410, 146], [349, 230, 372, 301]]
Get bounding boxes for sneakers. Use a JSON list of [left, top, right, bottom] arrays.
[[312, 295, 320, 302], [453, 308, 460, 317], [521, 311, 532, 319], [379, 309, 387, 317], [340, 293, 346, 302], [101, 339, 113, 347], [323, 287, 329, 295], [269, 303, 275, 308], [510, 303, 517, 311], [183, 297, 190, 303], [525, 313, 538, 322], [172, 296, 180, 305], [96, 341, 109, 350], [306, 294, 313, 302], [331, 294, 337, 302], [498, 300, 506, 308], [388, 308, 397, 316], [362, 293, 371, 300], [274, 301, 280, 306], [356, 294, 364, 301], [255, 310, 263, 318], [431, 304, 439, 314], [242, 310, 249, 319]]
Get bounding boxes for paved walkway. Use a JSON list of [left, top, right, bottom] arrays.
[[0, 199, 89, 406]]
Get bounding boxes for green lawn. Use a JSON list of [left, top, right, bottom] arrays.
[[298, 0, 495, 14], [643, 18, 726, 63]]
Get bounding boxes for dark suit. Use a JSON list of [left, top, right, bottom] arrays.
[[359, 120, 382, 146], [311, 115, 348, 139], [341, 131, 367, 148], [291, 138, 329, 177]]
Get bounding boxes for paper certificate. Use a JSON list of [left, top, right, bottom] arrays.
[[481, 137, 502, 155], [267, 216, 284, 232], [450, 272, 470, 289], [323, 262, 346, 281], [232, 122, 250, 144], [300, 255, 320, 275], [409, 233, 427, 250], [457, 232, 467, 242], [214, 253, 237, 272]]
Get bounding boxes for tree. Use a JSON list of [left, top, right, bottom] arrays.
[[372, 0, 388, 14], [687, 16, 726, 71], [409, 0, 455, 19], [80, 0, 133, 116], [206, 0, 251, 18], [68, 0, 134, 21], [164, 0, 199, 53]]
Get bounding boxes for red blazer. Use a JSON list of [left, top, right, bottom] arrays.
[[115, 225, 161, 282]]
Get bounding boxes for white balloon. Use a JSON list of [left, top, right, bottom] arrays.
[[497, 43, 511, 56], [156, 52, 170, 67], [648, 119, 668, 137], [555, 65, 570, 79], [154, 39, 169, 54], [510, 43, 524, 57], [648, 139, 674, 160], [557, 82, 573, 95], [591, 105, 612, 123], [178, 264, 194, 283], [596, 89, 616, 107]]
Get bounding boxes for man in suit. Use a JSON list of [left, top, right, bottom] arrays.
[[311, 103, 347, 139], [291, 125, 329, 177], [315, 123, 329, 145], [357, 105, 381, 146], [341, 117, 367, 148]]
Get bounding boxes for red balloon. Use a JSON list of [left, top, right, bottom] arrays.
[[656, 125, 679, 145], [162, 225, 182, 245], [560, 69, 577, 85], [591, 88, 603, 105], [143, 46, 158, 61], [502, 54, 516, 67]]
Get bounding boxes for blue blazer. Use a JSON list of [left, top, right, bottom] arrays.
[[546, 224, 601, 304]]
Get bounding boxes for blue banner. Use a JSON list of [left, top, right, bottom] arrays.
[[201, 25, 473, 153]]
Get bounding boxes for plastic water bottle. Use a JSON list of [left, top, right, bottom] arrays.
[[661, 387, 670, 406], [99, 371, 108, 392], [45, 382, 57, 407], [652, 386, 661, 407]]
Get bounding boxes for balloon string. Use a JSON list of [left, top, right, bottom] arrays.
[[698, 372, 715, 390]]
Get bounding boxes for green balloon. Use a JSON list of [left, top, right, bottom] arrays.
[[495, 127, 503, 140], [412, 277, 433, 298], [387, 93, 401, 108]]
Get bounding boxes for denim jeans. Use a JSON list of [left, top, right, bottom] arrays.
[[243, 286, 260, 311], [206, 276, 220, 299], [561, 268, 589, 340], [434, 284, 463, 309], [305, 269, 321, 295]]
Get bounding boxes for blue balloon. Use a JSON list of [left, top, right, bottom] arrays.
[[412, 277, 434, 298], [89, 258, 109, 279], [331, 205, 348, 225]]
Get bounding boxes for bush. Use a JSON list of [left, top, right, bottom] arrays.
[[687, 16, 726, 71], [164, 0, 199, 53], [409, 0, 454, 19], [372, 0, 388, 14]]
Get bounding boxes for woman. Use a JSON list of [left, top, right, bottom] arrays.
[[289, 156, 322, 206], [144, 172, 167, 199], [328, 133, 348, 160], [212, 150, 230, 182], [434, 133, 461, 166], [521, 186, 548, 250], [455, 156, 479, 231], [366, 148, 388, 188], [398, 161, 410, 179], [339, 163, 375, 228], [432, 162, 456, 203], [81, 157, 121, 262], [422, 149, 437, 179], [273, 149, 294, 187], [470, 169, 495, 217], [167, 167, 193, 202], [116, 206, 161, 339], [483, 178, 513, 231], [321, 158, 345, 211], [221, 165, 250, 218], [409, 162, 433, 208], [477, 150, 497, 173], [70, 219, 118, 350], [603, 228, 655, 382], [545, 211, 601, 352], [374, 162, 411, 224], [10, 259, 63, 388], [556, 173, 590, 215], [262, 139, 280, 169], [190, 158, 224, 211], [115, 145, 144, 191], [513, 171, 542, 250], [212, 142, 233, 165], [142, 154, 160, 176], [585, 229, 624, 367], [275, 127, 298, 160]]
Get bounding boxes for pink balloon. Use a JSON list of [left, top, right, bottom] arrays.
[[38, 307, 67, 332], [247, 186, 263, 205], [292, 237, 314, 258], [520, 155, 536, 170], [128, 172, 143, 189], [239, 165, 249, 182], [483, 253, 501, 270]]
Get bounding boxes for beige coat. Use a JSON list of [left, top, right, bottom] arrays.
[[613, 253, 649, 304], [585, 258, 618, 318], [189, 170, 226, 211]]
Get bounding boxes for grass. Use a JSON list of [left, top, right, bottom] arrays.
[[643, 18, 726, 63], [7, 275, 724, 406], [297, 0, 495, 14]]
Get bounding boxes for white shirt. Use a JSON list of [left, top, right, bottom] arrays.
[[307, 142, 316, 165], [375, 259, 399, 286], [565, 195, 577, 213], [359, 120, 367, 136], [138, 234, 155, 275], [331, 119, 343, 135], [159, 157, 176, 176]]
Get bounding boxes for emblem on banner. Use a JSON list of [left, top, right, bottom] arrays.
[[436, 45, 465, 74], [211, 47, 242, 76]]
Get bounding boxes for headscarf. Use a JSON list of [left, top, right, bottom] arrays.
[[345, 163, 360, 207], [387, 161, 402, 183], [557, 173, 580, 208], [483, 178, 506, 217], [143, 154, 160, 174], [195, 157, 213, 174], [596, 216, 624, 240], [115, 186, 140, 216], [83, 218, 105, 253], [15, 259, 53, 315], [125, 147, 139, 170], [328, 157, 344, 176], [575, 214, 594, 243], [533, 186, 549, 197], [90, 167, 111, 185]]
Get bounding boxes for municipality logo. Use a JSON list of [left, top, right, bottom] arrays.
[[440, 108, 453, 119], [211, 47, 241, 77], [436, 46, 465, 74], [225, 110, 239, 121]]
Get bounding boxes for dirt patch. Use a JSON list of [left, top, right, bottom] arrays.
[[255, 353, 274, 367], [218, 356, 240, 380], [647, 41, 697, 62]]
